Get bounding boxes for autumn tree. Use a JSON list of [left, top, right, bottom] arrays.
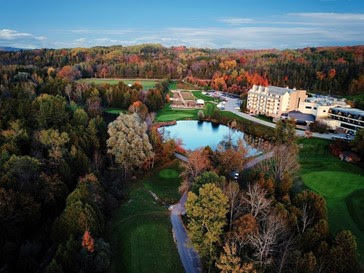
[[128, 100, 149, 120], [180, 148, 211, 192], [107, 113, 154, 177], [223, 181, 241, 231], [216, 138, 247, 177], [82, 229, 95, 253], [186, 183, 228, 271], [37, 129, 70, 162], [216, 242, 257, 273]]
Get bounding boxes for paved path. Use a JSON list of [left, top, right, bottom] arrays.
[[171, 192, 202, 273], [171, 151, 274, 273], [224, 97, 335, 140]]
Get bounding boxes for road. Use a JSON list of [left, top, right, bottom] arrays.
[[224, 97, 335, 140], [171, 151, 274, 273], [171, 192, 202, 273]]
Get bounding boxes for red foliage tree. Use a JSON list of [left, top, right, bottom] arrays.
[[82, 229, 95, 253]]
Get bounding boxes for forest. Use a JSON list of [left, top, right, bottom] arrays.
[[0, 44, 363, 273], [0, 44, 363, 97]]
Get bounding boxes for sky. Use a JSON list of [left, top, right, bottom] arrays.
[[0, 0, 364, 49]]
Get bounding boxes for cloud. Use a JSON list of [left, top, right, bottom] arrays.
[[0, 29, 33, 40], [218, 18, 254, 25], [0, 29, 47, 48], [289, 12, 364, 22]]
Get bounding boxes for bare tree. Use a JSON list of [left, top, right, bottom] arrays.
[[248, 214, 286, 266], [275, 235, 295, 273], [259, 144, 300, 182], [223, 181, 241, 231], [296, 203, 313, 234], [65, 83, 72, 102], [241, 183, 272, 219]]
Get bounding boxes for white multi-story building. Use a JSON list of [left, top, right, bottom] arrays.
[[247, 85, 307, 118], [298, 95, 349, 119]]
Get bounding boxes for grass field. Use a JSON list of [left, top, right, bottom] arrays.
[[107, 161, 184, 273], [192, 91, 220, 103], [156, 102, 218, 122], [298, 138, 364, 262], [77, 78, 158, 89]]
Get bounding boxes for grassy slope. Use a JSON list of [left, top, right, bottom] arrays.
[[77, 78, 158, 89], [298, 138, 364, 262], [107, 162, 184, 273]]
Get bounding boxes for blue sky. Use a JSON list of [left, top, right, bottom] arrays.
[[1, 0, 364, 49]]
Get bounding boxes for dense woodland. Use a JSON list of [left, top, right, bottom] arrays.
[[0, 44, 364, 273], [0, 44, 364, 95]]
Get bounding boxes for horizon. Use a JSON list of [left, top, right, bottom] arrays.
[[1, 0, 364, 50]]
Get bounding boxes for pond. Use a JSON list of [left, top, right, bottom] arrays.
[[158, 120, 260, 156]]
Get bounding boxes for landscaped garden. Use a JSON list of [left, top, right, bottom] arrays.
[[107, 161, 184, 273], [298, 138, 364, 262]]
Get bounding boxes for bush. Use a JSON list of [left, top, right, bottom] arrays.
[[309, 121, 329, 133]]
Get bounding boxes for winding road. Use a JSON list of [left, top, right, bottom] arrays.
[[171, 151, 274, 273]]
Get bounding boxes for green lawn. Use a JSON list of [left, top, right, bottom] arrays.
[[77, 78, 158, 89], [298, 138, 364, 262], [192, 91, 220, 103], [107, 162, 184, 273]]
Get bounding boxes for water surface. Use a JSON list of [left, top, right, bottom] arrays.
[[158, 120, 260, 156]]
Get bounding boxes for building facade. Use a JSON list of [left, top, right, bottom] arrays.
[[247, 85, 307, 118], [326, 107, 364, 133], [298, 95, 349, 119]]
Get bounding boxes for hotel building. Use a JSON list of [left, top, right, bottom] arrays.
[[247, 85, 307, 118]]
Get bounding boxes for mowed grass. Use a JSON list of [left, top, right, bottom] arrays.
[[77, 78, 158, 89], [156, 102, 218, 122], [298, 138, 364, 262], [156, 104, 199, 122], [143, 160, 182, 204], [192, 91, 220, 102], [107, 162, 184, 273]]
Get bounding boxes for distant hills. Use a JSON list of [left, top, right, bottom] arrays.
[[0, 46, 23, 52]]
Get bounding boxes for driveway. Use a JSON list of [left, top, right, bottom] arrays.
[[223, 97, 335, 140]]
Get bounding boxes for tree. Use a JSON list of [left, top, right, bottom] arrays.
[[186, 183, 228, 271], [231, 214, 257, 249], [107, 113, 154, 177], [216, 138, 247, 177], [259, 144, 299, 182], [32, 94, 68, 129], [72, 108, 89, 126], [191, 171, 226, 194], [247, 214, 286, 266], [37, 129, 70, 162], [82, 229, 95, 253], [128, 101, 149, 120], [65, 84, 72, 102], [329, 230, 361, 273], [241, 183, 272, 219], [275, 119, 296, 145], [180, 148, 211, 192], [351, 128, 364, 158], [216, 243, 257, 273], [223, 181, 241, 231]]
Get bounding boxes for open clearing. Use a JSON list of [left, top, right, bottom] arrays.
[[107, 161, 184, 273], [298, 138, 364, 262], [77, 78, 158, 89]]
